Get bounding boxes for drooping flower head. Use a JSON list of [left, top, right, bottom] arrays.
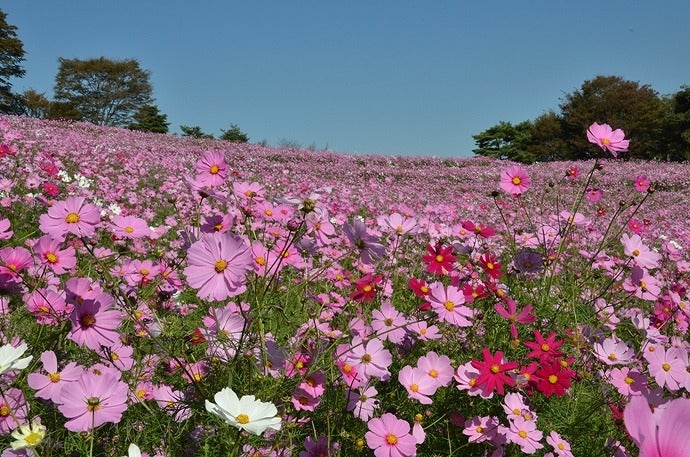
[[587, 122, 630, 157]]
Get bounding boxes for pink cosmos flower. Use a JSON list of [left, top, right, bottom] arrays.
[[463, 415, 500, 444], [499, 166, 531, 196], [0, 246, 32, 287], [606, 367, 648, 397], [546, 431, 573, 457], [344, 336, 392, 381], [0, 388, 27, 434], [27, 350, 84, 403], [184, 232, 253, 301], [24, 288, 72, 325], [38, 196, 100, 241], [621, 233, 661, 270], [377, 212, 418, 236], [593, 336, 635, 365], [68, 292, 123, 350], [371, 301, 409, 343], [643, 346, 685, 391], [505, 416, 544, 454], [347, 385, 379, 421], [585, 188, 604, 202], [58, 370, 129, 432], [343, 219, 385, 265], [587, 122, 630, 157], [622, 266, 661, 301], [0, 217, 12, 240], [633, 175, 651, 192], [624, 395, 690, 457], [416, 351, 454, 388], [365, 413, 418, 457], [398, 365, 437, 404], [426, 282, 473, 327], [32, 235, 76, 274], [195, 150, 228, 187], [109, 214, 151, 239]]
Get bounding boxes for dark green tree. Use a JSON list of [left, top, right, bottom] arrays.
[[20, 89, 51, 118], [525, 111, 569, 161], [128, 104, 169, 133], [661, 86, 690, 161], [219, 123, 249, 143], [0, 9, 26, 114], [472, 120, 532, 161], [180, 125, 214, 139], [559, 75, 668, 160], [53, 57, 153, 127]]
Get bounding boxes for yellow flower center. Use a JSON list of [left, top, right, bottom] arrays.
[[81, 314, 96, 327], [86, 396, 101, 412], [361, 354, 372, 363], [386, 434, 398, 445], [632, 249, 640, 257], [548, 374, 558, 384], [608, 353, 617, 361], [255, 256, 266, 266], [662, 363, 671, 372], [476, 426, 484, 433], [45, 252, 58, 263], [558, 443, 565, 450], [25, 431, 42, 446], [0, 406, 9, 416], [541, 343, 550, 352], [624, 376, 634, 385], [444, 300, 454, 311], [209, 164, 220, 174], [236, 413, 250, 424], [65, 212, 80, 223], [602, 138, 611, 145], [435, 254, 444, 262], [125, 226, 134, 233], [518, 430, 528, 439], [384, 318, 393, 326], [49, 372, 61, 383], [429, 369, 438, 378], [512, 177, 522, 185], [410, 383, 419, 392], [363, 285, 372, 293], [342, 364, 353, 374], [214, 259, 227, 272], [490, 364, 500, 374]]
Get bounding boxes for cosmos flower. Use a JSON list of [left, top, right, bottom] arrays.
[[38, 196, 100, 241], [499, 166, 531, 196], [0, 342, 33, 376], [587, 122, 630, 157], [205, 387, 281, 436]]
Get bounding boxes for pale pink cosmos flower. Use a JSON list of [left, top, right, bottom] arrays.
[[499, 166, 531, 196], [27, 350, 84, 403], [643, 345, 685, 391], [365, 413, 418, 457], [587, 122, 630, 157], [463, 415, 500, 444], [58, 370, 129, 432], [605, 367, 648, 397], [622, 266, 661, 301], [546, 431, 573, 457], [621, 233, 661, 270], [110, 214, 151, 239], [195, 150, 228, 187], [377, 212, 418, 236], [0, 217, 12, 240], [416, 351, 453, 388], [371, 301, 409, 344], [184, 231, 253, 301], [347, 385, 379, 421], [426, 282, 473, 327], [502, 392, 530, 420], [398, 365, 437, 404], [38, 196, 100, 241], [624, 395, 690, 457], [505, 416, 543, 454], [32, 235, 76, 274], [593, 336, 635, 365], [344, 336, 392, 381]]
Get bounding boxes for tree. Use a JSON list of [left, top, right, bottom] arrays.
[[472, 121, 532, 161], [0, 9, 26, 114], [662, 86, 690, 161], [180, 125, 213, 139], [128, 104, 169, 133], [219, 123, 249, 143], [524, 111, 569, 162], [53, 57, 153, 127], [20, 89, 51, 118], [559, 75, 668, 160]]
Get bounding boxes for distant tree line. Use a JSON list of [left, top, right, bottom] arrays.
[[0, 8, 249, 142], [473, 75, 690, 162]]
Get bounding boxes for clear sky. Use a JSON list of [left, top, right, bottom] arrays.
[[4, 1, 690, 157]]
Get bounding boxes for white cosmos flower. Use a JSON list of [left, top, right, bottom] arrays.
[[0, 342, 33, 375], [11, 421, 46, 449], [125, 443, 141, 457], [205, 387, 281, 436]]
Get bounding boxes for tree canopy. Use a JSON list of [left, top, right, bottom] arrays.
[[0, 9, 26, 114], [53, 57, 153, 127], [473, 75, 685, 162], [220, 123, 249, 143], [128, 105, 169, 134], [180, 125, 214, 139]]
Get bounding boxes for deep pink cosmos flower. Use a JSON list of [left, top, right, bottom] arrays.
[[587, 122, 630, 157], [624, 395, 690, 457], [195, 150, 228, 187], [0, 388, 28, 434], [32, 235, 76, 274], [471, 348, 517, 395], [499, 166, 531, 196], [365, 413, 418, 457], [184, 232, 253, 301], [0, 246, 32, 286], [58, 370, 129, 432], [633, 175, 651, 192], [38, 196, 100, 241]]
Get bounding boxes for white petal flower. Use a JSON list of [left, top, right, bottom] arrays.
[[0, 342, 33, 375], [11, 421, 46, 449], [126, 443, 142, 457], [205, 387, 281, 436]]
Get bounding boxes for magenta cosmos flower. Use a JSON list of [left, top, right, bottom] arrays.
[[587, 122, 630, 157], [57, 370, 129, 432], [68, 292, 123, 350], [624, 395, 690, 457], [32, 235, 76, 274], [38, 196, 100, 241], [365, 413, 418, 457], [184, 232, 253, 301], [499, 166, 531, 196], [195, 150, 228, 187]]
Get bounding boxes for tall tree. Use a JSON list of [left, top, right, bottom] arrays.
[[0, 9, 26, 114], [180, 125, 213, 139], [220, 123, 249, 143], [525, 111, 569, 162], [53, 57, 153, 127], [472, 121, 532, 161], [559, 75, 668, 160], [662, 86, 690, 161], [128, 104, 169, 133], [20, 89, 51, 118]]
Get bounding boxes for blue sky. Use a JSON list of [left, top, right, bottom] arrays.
[[4, 1, 690, 157]]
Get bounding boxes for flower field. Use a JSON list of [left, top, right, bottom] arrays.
[[0, 115, 689, 456]]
